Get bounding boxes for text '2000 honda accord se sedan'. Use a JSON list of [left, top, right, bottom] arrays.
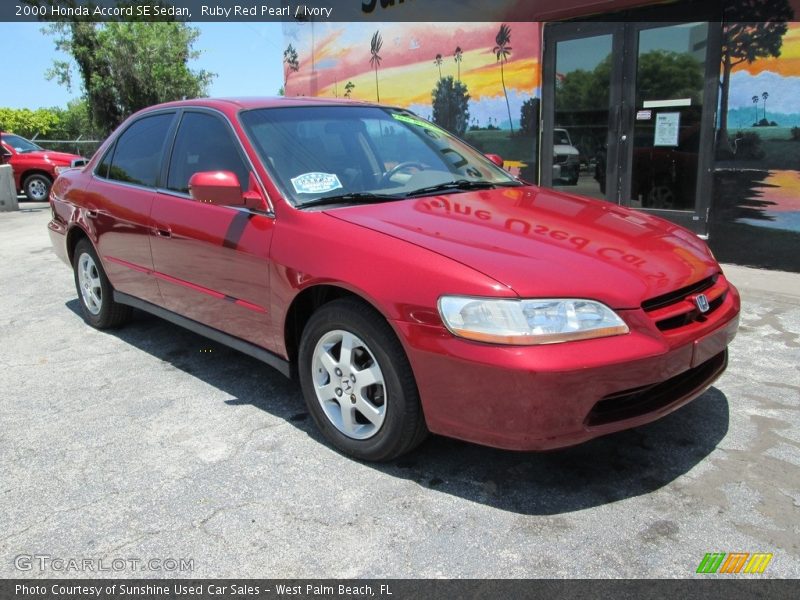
[[48, 98, 740, 461]]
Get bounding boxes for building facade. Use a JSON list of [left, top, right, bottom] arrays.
[[283, 0, 800, 272]]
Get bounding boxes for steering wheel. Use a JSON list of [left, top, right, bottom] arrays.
[[380, 161, 426, 185]]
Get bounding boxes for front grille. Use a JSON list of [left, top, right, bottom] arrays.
[[642, 275, 716, 311], [655, 292, 728, 331], [642, 274, 727, 332], [585, 350, 727, 427]]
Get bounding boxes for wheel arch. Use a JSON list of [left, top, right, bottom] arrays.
[[283, 284, 392, 375], [66, 224, 92, 265], [21, 169, 53, 186]]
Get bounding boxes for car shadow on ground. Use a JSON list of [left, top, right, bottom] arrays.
[[68, 301, 730, 516]]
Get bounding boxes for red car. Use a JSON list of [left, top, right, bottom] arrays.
[[48, 98, 739, 461], [1, 132, 85, 201]]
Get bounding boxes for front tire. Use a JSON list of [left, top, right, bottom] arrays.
[[298, 298, 427, 461], [23, 173, 52, 202], [72, 239, 132, 329]]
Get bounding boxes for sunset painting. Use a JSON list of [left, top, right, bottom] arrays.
[[282, 22, 540, 130]]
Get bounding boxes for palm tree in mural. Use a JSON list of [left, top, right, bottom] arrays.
[[454, 46, 463, 82], [762, 91, 769, 122], [283, 44, 299, 90], [369, 30, 383, 102], [344, 80, 355, 99], [493, 24, 514, 133], [434, 53, 443, 80], [752, 95, 759, 124]]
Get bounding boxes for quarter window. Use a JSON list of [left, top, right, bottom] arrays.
[[105, 113, 174, 187], [167, 112, 250, 194], [96, 146, 113, 179]]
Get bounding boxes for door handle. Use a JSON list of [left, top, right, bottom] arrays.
[[154, 227, 171, 238], [86, 210, 98, 219]]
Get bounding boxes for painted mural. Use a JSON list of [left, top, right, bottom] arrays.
[[711, 16, 800, 272], [283, 13, 800, 272], [282, 22, 541, 179]]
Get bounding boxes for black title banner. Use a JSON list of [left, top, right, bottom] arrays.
[[2, 579, 800, 600], [1, 0, 793, 23]]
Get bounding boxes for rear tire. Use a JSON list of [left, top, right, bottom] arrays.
[[23, 173, 52, 202], [72, 239, 132, 329], [298, 298, 427, 461]]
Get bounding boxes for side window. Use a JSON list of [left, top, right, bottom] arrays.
[[106, 113, 174, 187], [167, 112, 250, 194]]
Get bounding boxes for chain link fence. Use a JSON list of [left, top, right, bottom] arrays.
[[29, 134, 103, 158]]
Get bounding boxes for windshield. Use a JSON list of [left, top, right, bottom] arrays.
[[554, 130, 571, 146], [1, 134, 43, 154], [239, 105, 520, 207]]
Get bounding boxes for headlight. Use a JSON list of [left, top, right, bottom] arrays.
[[437, 296, 629, 345]]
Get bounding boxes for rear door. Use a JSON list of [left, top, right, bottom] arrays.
[[149, 109, 275, 350], [88, 111, 176, 305]]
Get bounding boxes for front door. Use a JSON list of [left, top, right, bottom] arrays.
[[541, 22, 720, 235], [149, 109, 275, 351]]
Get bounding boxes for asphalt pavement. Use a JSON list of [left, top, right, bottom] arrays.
[[1, 202, 799, 578]]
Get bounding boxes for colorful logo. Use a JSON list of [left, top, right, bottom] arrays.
[[696, 552, 773, 574]]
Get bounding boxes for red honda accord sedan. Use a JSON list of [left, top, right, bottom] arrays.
[[48, 98, 739, 461]]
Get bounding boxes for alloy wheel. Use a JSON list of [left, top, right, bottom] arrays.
[[27, 178, 49, 201], [77, 252, 103, 315], [311, 329, 387, 440]]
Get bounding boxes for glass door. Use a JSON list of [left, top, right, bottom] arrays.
[[541, 23, 623, 202], [541, 22, 720, 234]]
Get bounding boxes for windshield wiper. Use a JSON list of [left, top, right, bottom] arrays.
[[404, 179, 502, 198], [297, 191, 404, 209]]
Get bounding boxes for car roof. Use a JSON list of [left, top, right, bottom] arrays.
[[148, 96, 391, 112]]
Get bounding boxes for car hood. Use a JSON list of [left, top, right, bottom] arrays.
[[325, 185, 719, 309], [21, 150, 82, 164]]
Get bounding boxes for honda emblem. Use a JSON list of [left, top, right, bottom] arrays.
[[695, 294, 710, 313]]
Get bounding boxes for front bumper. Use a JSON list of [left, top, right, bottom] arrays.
[[394, 281, 740, 451]]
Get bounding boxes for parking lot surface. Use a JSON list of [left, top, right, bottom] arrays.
[[2, 204, 799, 578]]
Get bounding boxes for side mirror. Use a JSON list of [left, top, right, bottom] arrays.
[[485, 153, 504, 168], [188, 171, 266, 211]]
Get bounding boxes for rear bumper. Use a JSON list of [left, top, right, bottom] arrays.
[[47, 217, 70, 266], [395, 283, 739, 451]]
